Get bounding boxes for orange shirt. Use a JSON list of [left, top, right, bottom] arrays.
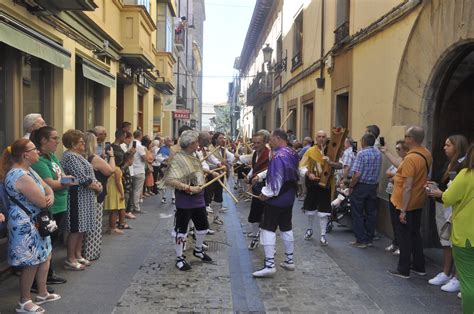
[[390, 146, 432, 211]]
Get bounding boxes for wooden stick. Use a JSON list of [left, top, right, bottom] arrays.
[[218, 178, 239, 203], [200, 172, 226, 189], [200, 146, 219, 162], [279, 110, 294, 129], [246, 191, 260, 198]]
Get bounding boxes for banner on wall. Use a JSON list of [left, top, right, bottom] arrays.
[[162, 94, 176, 111]]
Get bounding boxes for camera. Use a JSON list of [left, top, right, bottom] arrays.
[[352, 141, 358, 153], [105, 141, 112, 152]]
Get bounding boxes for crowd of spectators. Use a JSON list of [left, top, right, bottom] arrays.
[[0, 114, 175, 313]]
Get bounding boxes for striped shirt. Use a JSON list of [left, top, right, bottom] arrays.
[[350, 146, 382, 184]]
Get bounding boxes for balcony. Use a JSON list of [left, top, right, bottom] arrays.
[[334, 21, 349, 45], [246, 72, 272, 106], [119, 4, 156, 68], [155, 49, 176, 94]]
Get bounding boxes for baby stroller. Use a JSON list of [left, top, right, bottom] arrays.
[[326, 190, 353, 233]]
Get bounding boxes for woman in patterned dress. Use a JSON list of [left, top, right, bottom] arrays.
[[0, 139, 61, 313], [61, 130, 102, 270], [82, 131, 114, 260]]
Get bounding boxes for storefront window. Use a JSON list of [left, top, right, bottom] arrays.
[[76, 62, 103, 131], [22, 54, 52, 123]]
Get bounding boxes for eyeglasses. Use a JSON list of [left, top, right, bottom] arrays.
[[25, 147, 38, 153], [404, 135, 412, 139], [396, 147, 401, 151]]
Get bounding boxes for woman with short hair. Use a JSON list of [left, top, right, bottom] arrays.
[[61, 130, 102, 270], [1, 138, 61, 313], [163, 130, 212, 271]]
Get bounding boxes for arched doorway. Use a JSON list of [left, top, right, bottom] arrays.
[[393, 0, 474, 246], [430, 46, 474, 174]]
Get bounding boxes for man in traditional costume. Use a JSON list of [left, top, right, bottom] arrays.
[[207, 132, 234, 223], [253, 129, 299, 278], [300, 130, 341, 246], [163, 130, 212, 271], [239, 130, 270, 250]]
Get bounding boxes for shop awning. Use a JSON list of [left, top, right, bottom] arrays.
[[80, 59, 115, 88], [0, 14, 71, 69]]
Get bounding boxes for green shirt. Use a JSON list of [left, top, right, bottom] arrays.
[[31, 153, 68, 214], [442, 168, 474, 248]]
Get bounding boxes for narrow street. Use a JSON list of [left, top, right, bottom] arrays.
[[0, 179, 461, 313]]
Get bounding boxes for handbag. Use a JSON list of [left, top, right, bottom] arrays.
[[439, 213, 452, 241], [6, 190, 57, 238]]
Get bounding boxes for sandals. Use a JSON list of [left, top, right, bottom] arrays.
[[117, 223, 132, 230], [64, 260, 85, 271], [77, 257, 91, 266], [107, 228, 124, 235], [35, 293, 61, 305], [125, 212, 136, 219], [16, 300, 45, 313]]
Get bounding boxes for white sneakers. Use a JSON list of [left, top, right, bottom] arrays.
[[428, 272, 460, 292], [428, 272, 452, 286], [252, 267, 276, 277], [441, 277, 460, 293], [206, 206, 214, 213]]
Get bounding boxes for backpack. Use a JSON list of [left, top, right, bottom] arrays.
[[0, 182, 9, 237]]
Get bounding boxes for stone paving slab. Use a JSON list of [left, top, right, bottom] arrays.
[[233, 192, 382, 313], [113, 206, 233, 313]]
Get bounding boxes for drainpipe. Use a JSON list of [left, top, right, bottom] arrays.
[[318, 0, 325, 88]]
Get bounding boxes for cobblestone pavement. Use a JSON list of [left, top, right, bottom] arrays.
[[113, 180, 382, 313], [113, 203, 234, 313]]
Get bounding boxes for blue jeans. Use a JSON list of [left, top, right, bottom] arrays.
[[349, 183, 378, 243]]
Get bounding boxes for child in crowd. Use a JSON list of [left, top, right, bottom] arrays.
[[143, 138, 156, 197], [121, 152, 135, 220], [331, 179, 350, 209], [104, 155, 126, 235]]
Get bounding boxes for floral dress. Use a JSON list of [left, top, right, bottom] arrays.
[[6, 168, 51, 266]]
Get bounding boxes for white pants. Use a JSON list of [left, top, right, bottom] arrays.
[[131, 174, 146, 212]]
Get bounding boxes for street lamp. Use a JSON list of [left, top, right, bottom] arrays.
[[262, 44, 287, 74]]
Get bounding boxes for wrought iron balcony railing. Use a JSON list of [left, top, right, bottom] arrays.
[[246, 72, 272, 106]]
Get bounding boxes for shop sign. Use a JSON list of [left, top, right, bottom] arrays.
[[174, 109, 191, 119]]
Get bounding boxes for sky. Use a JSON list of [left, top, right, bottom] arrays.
[[202, 0, 255, 104]]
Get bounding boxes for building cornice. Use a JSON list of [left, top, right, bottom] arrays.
[[238, 0, 274, 73]]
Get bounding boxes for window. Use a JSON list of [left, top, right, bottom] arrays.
[[22, 55, 52, 121], [335, 0, 350, 44], [302, 104, 313, 138], [157, 2, 173, 52], [75, 63, 103, 131], [335, 92, 349, 128], [137, 93, 144, 130], [292, 11, 303, 70]]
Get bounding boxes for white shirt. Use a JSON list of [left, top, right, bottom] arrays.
[[132, 139, 146, 176]]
